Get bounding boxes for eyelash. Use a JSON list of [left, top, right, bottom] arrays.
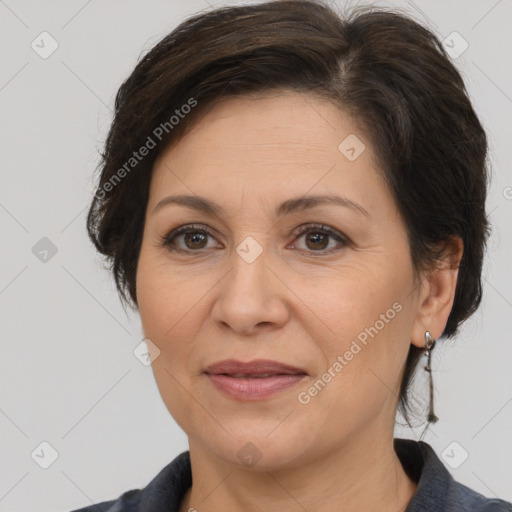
[[159, 223, 350, 255]]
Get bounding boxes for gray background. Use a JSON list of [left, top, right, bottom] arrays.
[[0, 0, 510, 510]]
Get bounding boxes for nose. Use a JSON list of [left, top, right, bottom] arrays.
[[211, 242, 290, 336]]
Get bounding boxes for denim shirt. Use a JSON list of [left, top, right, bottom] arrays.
[[69, 438, 512, 512]]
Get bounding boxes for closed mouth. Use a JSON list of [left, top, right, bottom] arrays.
[[204, 358, 308, 377], [217, 372, 306, 378]]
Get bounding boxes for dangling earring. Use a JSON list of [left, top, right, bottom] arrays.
[[424, 331, 439, 423]]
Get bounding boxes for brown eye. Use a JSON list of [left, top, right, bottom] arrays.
[[182, 232, 208, 249], [291, 224, 349, 254], [304, 231, 329, 251], [161, 223, 349, 255], [161, 224, 219, 252]]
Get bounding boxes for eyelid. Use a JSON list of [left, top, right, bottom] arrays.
[[292, 222, 347, 240], [160, 223, 220, 247], [160, 222, 350, 253], [289, 223, 350, 252]]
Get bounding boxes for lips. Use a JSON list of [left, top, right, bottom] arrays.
[[204, 359, 308, 377], [204, 359, 308, 401]]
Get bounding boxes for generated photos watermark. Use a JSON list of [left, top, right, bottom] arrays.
[[298, 301, 403, 404], [94, 97, 198, 200]]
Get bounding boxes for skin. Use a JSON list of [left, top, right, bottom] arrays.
[[135, 91, 462, 512]]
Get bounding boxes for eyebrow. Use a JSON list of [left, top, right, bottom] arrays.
[[152, 193, 370, 218]]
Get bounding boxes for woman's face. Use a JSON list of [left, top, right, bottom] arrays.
[[136, 91, 427, 470]]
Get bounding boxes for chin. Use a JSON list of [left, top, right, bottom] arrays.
[[200, 428, 313, 472]]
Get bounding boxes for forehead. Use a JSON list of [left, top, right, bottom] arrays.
[[150, 91, 389, 215], [158, 91, 365, 165]]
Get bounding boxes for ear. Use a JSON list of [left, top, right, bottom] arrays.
[[410, 236, 463, 348]]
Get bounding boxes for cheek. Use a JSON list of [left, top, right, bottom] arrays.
[[137, 244, 200, 336], [136, 249, 206, 430], [301, 257, 411, 349], [136, 247, 200, 369], [297, 258, 415, 404]]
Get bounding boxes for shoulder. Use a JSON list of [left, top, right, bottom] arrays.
[[444, 472, 512, 512], [68, 451, 192, 512], [394, 438, 512, 512], [445, 479, 512, 512], [69, 489, 140, 512]]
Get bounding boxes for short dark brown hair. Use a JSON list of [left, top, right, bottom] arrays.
[[87, 0, 490, 425]]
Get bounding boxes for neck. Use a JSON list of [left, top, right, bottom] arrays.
[[179, 430, 417, 512]]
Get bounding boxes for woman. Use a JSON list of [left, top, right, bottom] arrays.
[[72, 0, 511, 510]]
